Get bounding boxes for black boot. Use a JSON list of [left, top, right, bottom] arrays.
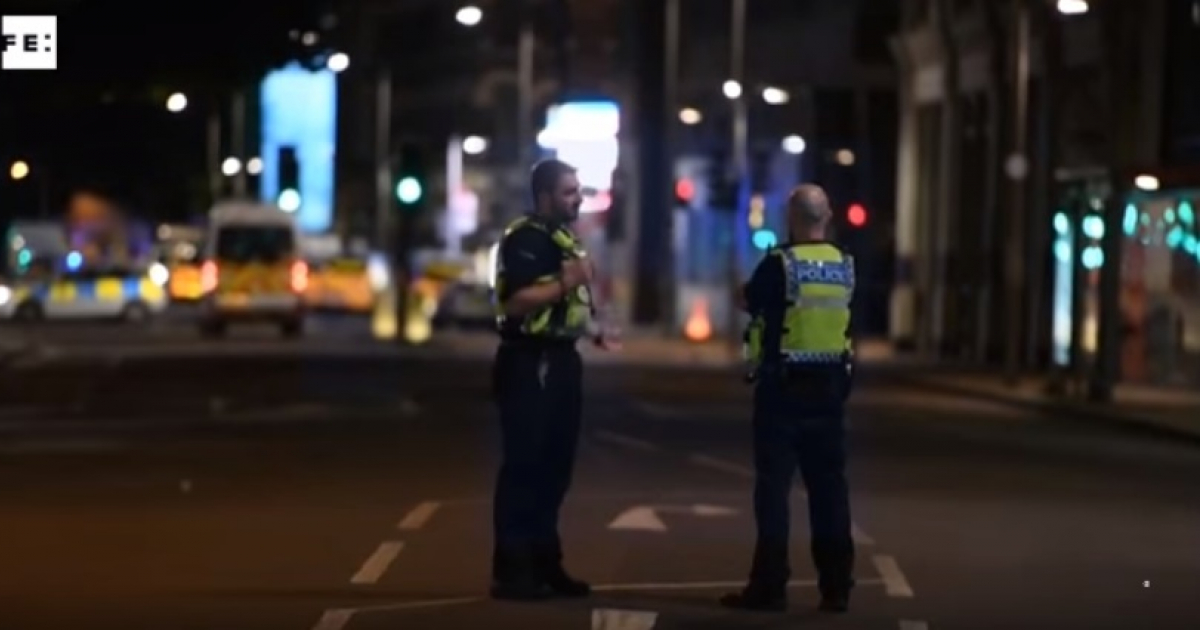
[[532, 542, 590, 597], [719, 541, 788, 612], [490, 546, 553, 601], [812, 539, 854, 613]]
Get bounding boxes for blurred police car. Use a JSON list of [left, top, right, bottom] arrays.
[[0, 265, 169, 323]]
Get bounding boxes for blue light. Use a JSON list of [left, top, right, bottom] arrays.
[[1166, 226, 1185, 249], [1082, 215, 1104, 240], [260, 63, 337, 234], [752, 229, 778, 250], [396, 177, 422, 204], [1054, 241, 1072, 263], [65, 251, 82, 270], [17, 249, 32, 267], [1178, 200, 1195, 226], [1053, 212, 1069, 236], [1123, 204, 1139, 236], [1082, 246, 1104, 270]]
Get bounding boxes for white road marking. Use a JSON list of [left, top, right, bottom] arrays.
[[595, 430, 659, 452], [899, 621, 930, 630], [311, 609, 355, 630], [398, 501, 440, 530], [350, 541, 405, 585], [852, 522, 876, 545], [609, 507, 667, 532], [689, 453, 754, 478], [592, 608, 658, 630], [592, 577, 883, 592], [872, 555, 914, 597], [350, 596, 484, 614]]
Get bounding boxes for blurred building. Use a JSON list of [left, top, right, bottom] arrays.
[[892, 0, 1200, 388]]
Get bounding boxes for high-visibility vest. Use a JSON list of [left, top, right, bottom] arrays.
[[745, 242, 854, 365], [493, 216, 592, 339]]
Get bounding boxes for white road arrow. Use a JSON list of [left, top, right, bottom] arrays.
[[607, 504, 738, 532], [591, 608, 658, 630]]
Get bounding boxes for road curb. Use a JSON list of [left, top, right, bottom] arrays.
[[897, 375, 1200, 447]]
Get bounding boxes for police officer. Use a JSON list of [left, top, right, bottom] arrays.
[[721, 184, 856, 613], [490, 159, 618, 601]]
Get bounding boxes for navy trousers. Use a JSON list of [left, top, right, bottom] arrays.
[[491, 342, 583, 578], [749, 366, 855, 596]]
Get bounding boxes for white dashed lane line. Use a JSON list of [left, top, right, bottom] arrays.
[[594, 430, 659, 453], [350, 541, 405, 585], [873, 554, 915, 598], [398, 501, 441, 530], [688, 453, 755, 478]]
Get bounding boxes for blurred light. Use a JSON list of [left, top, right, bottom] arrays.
[[65, 251, 82, 270], [9, 160, 29, 180], [1134, 174, 1160, 191], [405, 307, 432, 343], [166, 92, 187, 112], [684, 297, 712, 342], [836, 149, 856, 166], [327, 52, 350, 72], [488, 242, 500, 288], [762, 87, 789, 105], [246, 157, 263, 175], [0, 285, 11, 306], [1055, 241, 1072, 263], [752, 229, 778, 250], [1179, 200, 1195, 226], [260, 62, 337, 233], [723, 80, 742, 99], [10, 235, 25, 250], [456, 5, 483, 26], [675, 178, 695, 203], [1082, 215, 1105, 240], [17, 249, 32, 267], [748, 195, 765, 229], [1053, 212, 1070, 235], [367, 253, 391, 291], [372, 287, 398, 339], [1082, 245, 1104, 270], [396, 177, 422, 204], [278, 188, 301, 212], [1123, 203, 1139, 236], [847, 203, 867, 227], [221, 157, 242, 176], [1057, 0, 1089, 15], [301, 31, 318, 46], [462, 135, 488, 155], [782, 135, 806, 155], [679, 108, 702, 125], [148, 262, 170, 286], [1167, 225, 1185, 249]]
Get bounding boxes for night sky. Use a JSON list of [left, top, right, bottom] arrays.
[[2, 0, 323, 221]]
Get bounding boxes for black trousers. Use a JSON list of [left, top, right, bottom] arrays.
[[491, 341, 583, 578], [749, 367, 855, 596]]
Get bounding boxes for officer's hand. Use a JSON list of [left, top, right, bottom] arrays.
[[562, 259, 594, 289], [595, 323, 623, 351]]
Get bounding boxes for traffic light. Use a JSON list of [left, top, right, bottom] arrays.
[[847, 203, 867, 227], [395, 143, 427, 212], [752, 229, 778, 250], [674, 177, 695, 207], [707, 151, 738, 211]]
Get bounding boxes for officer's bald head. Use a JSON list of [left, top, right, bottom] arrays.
[[787, 184, 832, 239]]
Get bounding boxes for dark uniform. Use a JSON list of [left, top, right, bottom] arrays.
[[490, 214, 592, 600], [721, 240, 857, 613]]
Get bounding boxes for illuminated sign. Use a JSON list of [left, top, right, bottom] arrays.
[[260, 63, 337, 233]]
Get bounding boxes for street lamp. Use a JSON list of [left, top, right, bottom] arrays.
[[456, 5, 483, 27], [1056, 0, 1089, 15], [722, 80, 742, 100], [9, 160, 29, 180], [246, 157, 263, 175], [462, 135, 488, 155], [781, 135, 806, 155], [679, 108, 702, 125], [762, 87, 789, 105], [166, 92, 187, 113], [221, 157, 242, 176], [327, 52, 350, 73]]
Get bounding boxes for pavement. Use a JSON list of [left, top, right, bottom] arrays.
[[1, 317, 1200, 628]]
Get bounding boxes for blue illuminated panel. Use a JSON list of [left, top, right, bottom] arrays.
[[260, 63, 337, 233]]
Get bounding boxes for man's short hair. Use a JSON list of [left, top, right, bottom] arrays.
[[529, 159, 576, 201], [788, 184, 832, 227]]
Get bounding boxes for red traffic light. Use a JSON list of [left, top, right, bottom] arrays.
[[847, 203, 867, 227], [675, 178, 695, 203]]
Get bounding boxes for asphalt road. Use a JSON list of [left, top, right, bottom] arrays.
[[2, 324, 1200, 629]]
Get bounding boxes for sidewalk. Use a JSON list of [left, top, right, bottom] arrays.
[[898, 369, 1200, 444]]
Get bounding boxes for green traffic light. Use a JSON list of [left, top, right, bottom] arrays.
[[396, 176, 422, 204]]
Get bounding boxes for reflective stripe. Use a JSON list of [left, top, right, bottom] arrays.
[[781, 350, 847, 364], [494, 216, 590, 340]]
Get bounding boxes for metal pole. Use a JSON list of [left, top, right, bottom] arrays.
[[374, 68, 393, 251], [727, 0, 747, 349], [662, 0, 680, 333], [206, 108, 222, 203], [517, 5, 535, 174], [231, 90, 248, 197], [1002, 0, 1031, 384]]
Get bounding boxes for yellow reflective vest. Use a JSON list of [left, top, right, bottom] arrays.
[[493, 216, 592, 339], [745, 242, 854, 365]]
